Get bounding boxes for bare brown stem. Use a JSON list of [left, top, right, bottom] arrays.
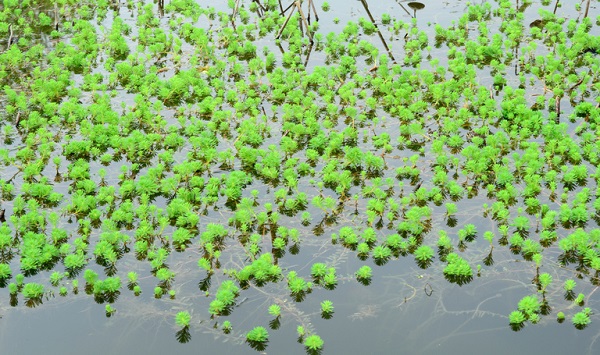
[[584, 0, 591, 18]]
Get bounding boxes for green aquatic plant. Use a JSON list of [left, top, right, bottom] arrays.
[[414, 245, 434, 268], [175, 311, 191, 328], [437, 231, 453, 258], [127, 272, 138, 285], [8, 283, 17, 295], [574, 293, 585, 306], [322, 268, 337, 289], [381, 13, 391, 25], [538, 273, 552, 292], [209, 280, 240, 316], [483, 231, 494, 245], [93, 277, 122, 302], [105, 304, 115, 317], [518, 295, 541, 316], [509, 310, 527, 328], [22, 282, 44, 306], [1, 0, 600, 351], [301, 211, 312, 225], [198, 258, 212, 273], [156, 268, 175, 283], [49, 271, 64, 287], [286, 271, 311, 298], [573, 309, 591, 329], [268, 304, 281, 317], [458, 224, 478, 242], [372, 245, 392, 264], [444, 203, 457, 217], [563, 279, 576, 300], [310, 263, 328, 281], [355, 265, 372, 284], [443, 253, 473, 285], [246, 326, 269, 342], [222, 320, 232, 334], [320, 300, 334, 318], [521, 240, 542, 259], [356, 243, 370, 259], [237, 253, 282, 285], [304, 334, 324, 351], [508, 293, 544, 328], [0, 263, 12, 281], [337, 226, 359, 248]]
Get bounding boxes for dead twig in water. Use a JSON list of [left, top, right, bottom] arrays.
[[276, 0, 314, 43], [584, 0, 591, 18], [359, 0, 396, 63], [6, 24, 13, 51]]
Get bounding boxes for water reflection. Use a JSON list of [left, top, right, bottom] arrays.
[[407, 2, 425, 18], [175, 326, 192, 343]]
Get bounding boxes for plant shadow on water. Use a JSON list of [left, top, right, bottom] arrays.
[[1, 0, 600, 354]]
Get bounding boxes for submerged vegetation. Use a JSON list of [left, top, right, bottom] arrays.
[[1, 0, 600, 352]]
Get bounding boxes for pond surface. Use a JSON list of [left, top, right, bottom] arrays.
[[1, 0, 600, 354]]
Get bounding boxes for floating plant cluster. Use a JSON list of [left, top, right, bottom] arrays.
[[0, 0, 600, 352]]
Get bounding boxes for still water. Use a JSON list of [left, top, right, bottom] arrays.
[[1, 0, 599, 354]]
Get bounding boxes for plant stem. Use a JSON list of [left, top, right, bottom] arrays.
[[6, 24, 12, 51], [358, 0, 396, 63], [584, 0, 591, 18]]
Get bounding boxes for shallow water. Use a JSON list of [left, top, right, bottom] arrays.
[[1, 0, 600, 354]]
